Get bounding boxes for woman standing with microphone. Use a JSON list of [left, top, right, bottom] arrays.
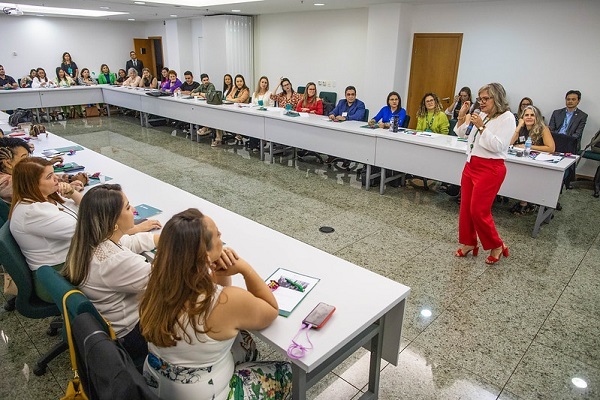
[[454, 83, 515, 264]]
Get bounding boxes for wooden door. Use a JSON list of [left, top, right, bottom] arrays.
[[406, 33, 463, 129], [133, 38, 155, 76]]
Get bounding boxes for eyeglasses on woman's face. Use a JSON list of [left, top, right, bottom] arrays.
[[476, 96, 492, 103]]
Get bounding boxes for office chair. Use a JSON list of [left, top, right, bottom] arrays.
[[319, 91, 337, 105], [448, 118, 458, 136], [0, 223, 66, 376], [0, 199, 9, 222], [37, 266, 158, 399], [297, 86, 305, 94]]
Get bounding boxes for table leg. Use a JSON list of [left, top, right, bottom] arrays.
[[259, 139, 265, 161], [106, 104, 111, 117], [359, 316, 385, 400], [365, 164, 371, 191], [532, 205, 554, 238], [292, 364, 308, 400], [380, 168, 386, 195], [270, 142, 274, 164], [35, 108, 40, 123], [140, 111, 145, 127]]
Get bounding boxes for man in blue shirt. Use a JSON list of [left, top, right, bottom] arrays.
[[329, 86, 365, 122], [548, 90, 588, 141]]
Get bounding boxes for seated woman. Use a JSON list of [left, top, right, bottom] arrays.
[[296, 82, 323, 114], [63, 184, 160, 367], [515, 97, 533, 120], [138, 68, 158, 89], [445, 87, 472, 119], [162, 70, 182, 93], [509, 105, 556, 214], [20, 69, 37, 88], [115, 69, 127, 86], [416, 93, 449, 134], [159, 67, 170, 90], [139, 208, 291, 400], [9, 157, 82, 302], [122, 68, 142, 87], [223, 74, 233, 98], [226, 74, 250, 104], [77, 68, 97, 86], [32, 68, 54, 89], [369, 91, 406, 129], [213, 75, 250, 147], [54, 68, 84, 118], [0, 137, 33, 204], [97, 64, 117, 85], [270, 77, 302, 110], [251, 76, 274, 107]]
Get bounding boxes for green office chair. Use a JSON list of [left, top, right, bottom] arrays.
[[362, 109, 369, 123], [0, 200, 9, 222], [448, 119, 458, 136], [0, 223, 66, 376], [37, 266, 157, 398], [319, 91, 337, 105], [297, 86, 305, 94], [402, 115, 411, 129]]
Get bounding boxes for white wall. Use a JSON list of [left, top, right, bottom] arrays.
[[254, 8, 367, 103], [254, 0, 600, 176], [0, 15, 146, 78]]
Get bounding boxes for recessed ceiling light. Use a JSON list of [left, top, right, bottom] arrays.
[[232, 9, 241, 12], [134, 1, 145, 4], [0, 2, 128, 17], [170, 14, 177, 17], [128, 18, 136, 21], [100, 6, 110, 9], [314, 3, 325, 5], [35, 14, 44, 16]]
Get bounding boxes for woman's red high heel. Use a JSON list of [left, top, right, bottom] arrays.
[[455, 245, 479, 257], [485, 245, 509, 265]]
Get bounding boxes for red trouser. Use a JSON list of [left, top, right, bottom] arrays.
[[459, 156, 506, 250]]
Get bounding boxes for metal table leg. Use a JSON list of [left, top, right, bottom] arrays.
[[365, 164, 371, 190], [380, 168, 387, 195], [292, 364, 308, 400], [532, 205, 554, 238]]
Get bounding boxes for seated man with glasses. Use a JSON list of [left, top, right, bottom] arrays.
[[548, 90, 588, 144]]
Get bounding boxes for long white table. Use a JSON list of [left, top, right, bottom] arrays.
[[0, 86, 577, 237], [1, 123, 410, 399]]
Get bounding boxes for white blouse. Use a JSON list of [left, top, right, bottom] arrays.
[[79, 233, 155, 338], [455, 110, 516, 162], [31, 77, 56, 88], [251, 90, 274, 107], [10, 201, 77, 270]]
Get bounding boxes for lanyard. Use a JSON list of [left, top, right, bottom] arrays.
[[425, 112, 435, 131], [469, 114, 495, 152]]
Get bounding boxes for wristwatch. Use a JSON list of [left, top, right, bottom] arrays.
[[478, 125, 485, 132]]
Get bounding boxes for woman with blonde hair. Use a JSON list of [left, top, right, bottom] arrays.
[[454, 82, 515, 264], [251, 75, 274, 107], [296, 82, 323, 114], [63, 184, 160, 368], [139, 67, 158, 89], [140, 208, 292, 400], [416, 92, 449, 134], [509, 105, 555, 214]]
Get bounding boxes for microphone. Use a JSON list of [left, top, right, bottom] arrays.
[[465, 109, 481, 136]]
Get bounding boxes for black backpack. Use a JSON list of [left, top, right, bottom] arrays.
[[8, 108, 33, 127]]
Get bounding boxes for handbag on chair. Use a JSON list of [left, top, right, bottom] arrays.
[[206, 90, 223, 105]]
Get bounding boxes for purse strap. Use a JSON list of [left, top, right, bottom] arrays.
[[61, 289, 118, 375], [62, 289, 82, 377]]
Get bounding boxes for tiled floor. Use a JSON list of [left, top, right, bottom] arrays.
[[1, 115, 599, 399]]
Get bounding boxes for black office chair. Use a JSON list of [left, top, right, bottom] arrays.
[[0, 223, 66, 376], [0, 200, 9, 222], [297, 86, 305, 94], [552, 133, 579, 190], [402, 115, 410, 129], [448, 118, 458, 136]]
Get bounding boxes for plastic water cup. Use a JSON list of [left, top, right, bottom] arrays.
[[258, 100, 264, 107]]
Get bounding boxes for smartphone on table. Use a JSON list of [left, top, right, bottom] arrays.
[[303, 302, 335, 329]]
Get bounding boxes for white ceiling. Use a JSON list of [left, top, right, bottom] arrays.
[[2, 0, 512, 21]]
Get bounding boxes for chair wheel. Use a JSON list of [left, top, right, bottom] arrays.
[[33, 364, 47, 376], [47, 327, 59, 336]]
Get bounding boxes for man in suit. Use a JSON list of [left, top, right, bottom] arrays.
[[125, 51, 144, 77], [549, 90, 588, 189], [548, 90, 588, 143]]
